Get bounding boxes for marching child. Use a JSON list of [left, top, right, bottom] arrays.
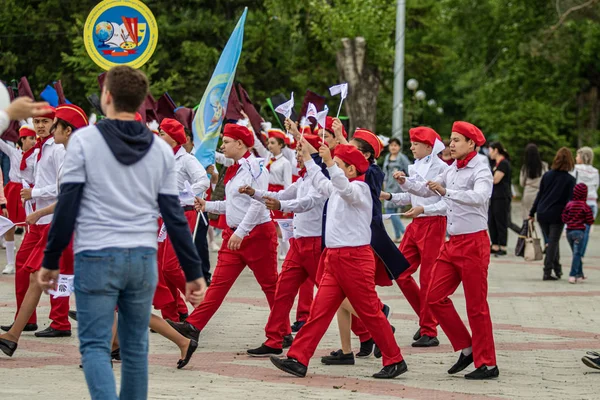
[[397, 121, 498, 380], [380, 127, 448, 347], [270, 142, 407, 379]]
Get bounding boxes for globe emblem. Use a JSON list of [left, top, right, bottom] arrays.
[[94, 21, 114, 47]]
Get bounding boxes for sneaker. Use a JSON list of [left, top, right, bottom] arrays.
[[2, 264, 15, 274], [582, 351, 600, 370], [247, 344, 283, 357], [270, 356, 307, 377], [568, 277, 576, 284], [321, 349, 355, 365], [372, 360, 408, 379], [290, 320, 306, 334]]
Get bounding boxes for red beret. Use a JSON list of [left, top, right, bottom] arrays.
[[409, 127, 441, 147], [452, 121, 486, 146], [223, 124, 254, 148], [55, 104, 88, 129], [160, 118, 186, 145], [353, 128, 383, 158], [268, 129, 290, 145], [38, 107, 55, 120], [334, 144, 370, 175], [303, 134, 324, 149], [19, 126, 36, 138], [325, 116, 347, 138], [135, 112, 143, 122]]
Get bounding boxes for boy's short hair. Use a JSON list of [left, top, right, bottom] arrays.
[[105, 66, 149, 113]]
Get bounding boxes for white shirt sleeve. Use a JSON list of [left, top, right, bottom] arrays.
[[305, 159, 333, 198], [444, 168, 492, 206], [280, 186, 325, 214], [389, 192, 411, 206], [186, 157, 210, 196], [254, 181, 299, 202], [215, 152, 235, 167], [252, 136, 269, 159], [0, 139, 18, 159], [423, 199, 447, 215], [327, 164, 365, 206], [234, 168, 270, 238], [205, 200, 227, 215], [61, 134, 86, 184]]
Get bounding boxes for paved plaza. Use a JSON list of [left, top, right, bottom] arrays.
[[1, 205, 599, 399]]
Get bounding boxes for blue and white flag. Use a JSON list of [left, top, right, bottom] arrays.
[[193, 8, 247, 167]]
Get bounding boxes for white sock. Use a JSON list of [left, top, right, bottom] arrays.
[[462, 347, 473, 356], [5, 241, 15, 265], [486, 365, 496, 370]]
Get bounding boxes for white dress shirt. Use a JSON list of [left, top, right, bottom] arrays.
[[389, 156, 448, 216], [205, 154, 271, 239], [31, 137, 65, 225], [267, 153, 292, 188], [174, 147, 209, 206], [400, 155, 492, 236], [0, 139, 37, 184], [305, 159, 372, 248], [253, 137, 299, 176], [253, 174, 326, 238]]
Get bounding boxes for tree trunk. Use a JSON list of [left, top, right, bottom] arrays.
[[336, 37, 380, 134]]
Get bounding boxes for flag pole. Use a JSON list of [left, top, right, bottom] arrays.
[[336, 98, 344, 118]]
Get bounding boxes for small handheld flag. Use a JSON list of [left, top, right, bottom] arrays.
[[275, 92, 294, 119], [329, 83, 348, 118]]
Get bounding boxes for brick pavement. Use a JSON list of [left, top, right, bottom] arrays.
[[1, 207, 599, 399]]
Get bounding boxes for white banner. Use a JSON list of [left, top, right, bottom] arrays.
[[48, 274, 74, 299], [275, 219, 294, 242]]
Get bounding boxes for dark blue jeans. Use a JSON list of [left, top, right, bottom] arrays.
[[75, 247, 158, 400], [567, 230, 585, 278]]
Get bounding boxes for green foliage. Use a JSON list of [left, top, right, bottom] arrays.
[[1, 0, 599, 176]]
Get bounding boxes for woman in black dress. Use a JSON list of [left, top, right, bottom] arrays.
[[488, 142, 512, 256]]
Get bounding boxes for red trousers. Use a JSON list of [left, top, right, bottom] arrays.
[[295, 280, 314, 322], [288, 246, 403, 367], [14, 224, 72, 330], [186, 222, 278, 330], [395, 216, 446, 337], [159, 210, 197, 320], [427, 230, 496, 367], [264, 236, 320, 349]]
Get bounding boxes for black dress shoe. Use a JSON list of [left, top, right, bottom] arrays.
[[290, 320, 306, 334], [166, 320, 200, 342], [270, 356, 307, 377], [111, 348, 121, 361], [372, 360, 408, 379], [177, 339, 198, 369], [68, 310, 78, 321], [34, 327, 71, 338], [448, 352, 474, 374], [282, 334, 294, 349], [247, 344, 283, 357], [356, 338, 374, 358], [321, 349, 355, 365], [0, 338, 17, 357], [374, 325, 396, 359], [465, 365, 499, 380], [412, 335, 440, 347], [543, 275, 558, 281], [413, 328, 422, 341], [1, 323, 37, 332]]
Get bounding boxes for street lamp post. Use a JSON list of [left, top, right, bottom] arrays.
[[392, 0, 406, 142]]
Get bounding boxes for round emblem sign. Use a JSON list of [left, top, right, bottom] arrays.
[[83, 0, 158, 70]]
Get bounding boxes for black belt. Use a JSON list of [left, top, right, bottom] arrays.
[[183, 206, 195, 212]]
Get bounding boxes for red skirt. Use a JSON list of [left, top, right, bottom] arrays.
[[4, 181, 26, 223], [268, 183, 291, 220]]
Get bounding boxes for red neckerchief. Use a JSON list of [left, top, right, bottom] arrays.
[[173, 145, 182, 155], [35, 135, 53, 162], [266, 156, 277, 171], [224, 151, 251, 185], [456, 151, 477, 169], [349, 174, 366, 182], [20, 146, 36, 171], [298, 167, 307, 178]]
